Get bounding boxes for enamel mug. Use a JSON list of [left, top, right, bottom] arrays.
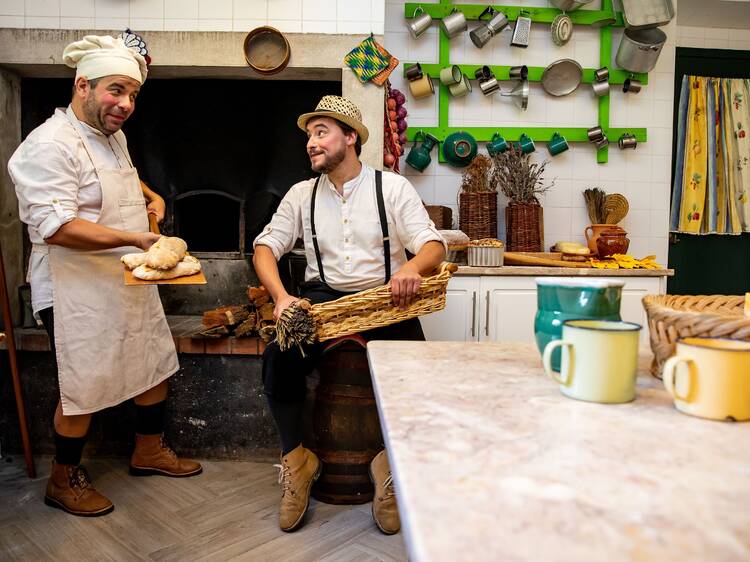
[[440, 64, 462, 86], [407, 7, 433, 39], [547, 132, 569, 156], [408, 73, 435, 99], [448, 73, 472, 97], [487, 132, 508, 156], [441, 9, 468, 39], [663, 338, 750, 422], [543, 319, 642, 404], [517, 133, 535, 154]]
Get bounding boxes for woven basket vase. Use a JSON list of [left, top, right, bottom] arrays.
[[459, 191, 498, 240], [642, 294, 750, 378], [311, 262, 458, 342], [505, 202, 543, 252]]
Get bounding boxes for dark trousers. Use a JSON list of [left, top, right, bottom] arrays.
[[262, 282, 424, 453]]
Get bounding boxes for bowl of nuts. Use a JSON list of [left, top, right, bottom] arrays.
[[468, 238, 504, 267]]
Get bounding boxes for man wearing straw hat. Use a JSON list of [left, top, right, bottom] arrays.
[[253, 95, 446, 533], [8, 34, 201, 518]]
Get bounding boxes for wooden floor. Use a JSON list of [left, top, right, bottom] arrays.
[[0, 456, 407, 561]]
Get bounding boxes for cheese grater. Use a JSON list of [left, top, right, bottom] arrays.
[[511, 13, 531, 48]]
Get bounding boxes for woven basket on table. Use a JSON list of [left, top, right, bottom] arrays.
[[311, 262, 458, 342], [642, 294, 750, 378], [505, 202, 543, 252], [459, 191, 497, 240]]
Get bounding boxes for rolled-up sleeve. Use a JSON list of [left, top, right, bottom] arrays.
[[391, 177, 447, 255], [252, 185, 304, 260], [9, 141, 79, 240]]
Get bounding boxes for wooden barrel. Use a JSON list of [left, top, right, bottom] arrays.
[[310, 337, 383, 504]]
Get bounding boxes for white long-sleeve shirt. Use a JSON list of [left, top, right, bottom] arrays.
[[8, 106, 133, 313], [253, 164, 446, 292]]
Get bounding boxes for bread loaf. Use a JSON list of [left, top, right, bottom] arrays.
[[145, 236, 188, 270], [133, 255, 201, 280]]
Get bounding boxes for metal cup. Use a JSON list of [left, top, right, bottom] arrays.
[[592, 80, 610, 97], [618, 133, 637, 150], [509, 65, 528, 81], [479, 77, 500, 96], [623, 77, 642, 94], [587, 126, 604, 142], [440, 64, 462, 86], [407, 7, 433, 39], [448, 73, 472, 97], [594, 66, 609, 82], [405, 63, 423, 81], [547, 132, 569, 156], [594, 135, 609, 150], [474, 65, 493, 81], [441, 9, 468, 39], [408, 73, 435, 99]]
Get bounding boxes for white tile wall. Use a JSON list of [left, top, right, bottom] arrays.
[[0, 0, 384, 32], [387, 0, 681, 265], [677, 25, 750, 51]]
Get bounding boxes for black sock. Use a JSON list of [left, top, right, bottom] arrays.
[[266, 396, 304, 456], [135, 401, 166, 435], [54, 432, 87, 466]]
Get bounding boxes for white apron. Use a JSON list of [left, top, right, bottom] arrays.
[[41, 111, 179, 415]]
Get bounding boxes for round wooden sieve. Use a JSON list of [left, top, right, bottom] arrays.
[[243, 26, 290, 75]]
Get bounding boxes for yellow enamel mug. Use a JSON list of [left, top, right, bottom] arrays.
[[663, 338, 750, 421], [543, 319, 641, 403], [408, 73, 435, 99]]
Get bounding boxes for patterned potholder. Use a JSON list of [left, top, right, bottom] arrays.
[[371, 41, 399, 86], [344, 35, 391, 83]]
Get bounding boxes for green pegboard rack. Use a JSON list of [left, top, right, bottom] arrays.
[[402, 0, 649, 164]]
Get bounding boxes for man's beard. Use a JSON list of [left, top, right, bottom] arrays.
[[311, 145, 346, 174], [83, 94, 118, 135]]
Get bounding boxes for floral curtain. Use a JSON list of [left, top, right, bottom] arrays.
[[670, 76, 750, 234]]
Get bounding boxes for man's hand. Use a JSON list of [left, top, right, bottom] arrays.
[[274, 294, 300, 321], [146, 195, 166, 223], [390, 263, 422, 309], [134, 232, 162, 251]]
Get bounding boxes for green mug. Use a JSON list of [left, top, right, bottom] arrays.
[[405, 131, 439, 173], [547, 132, 569, 156], [543, 319, 642, 404], [487, 132, 508, 156], [516, 133, 535, 154]]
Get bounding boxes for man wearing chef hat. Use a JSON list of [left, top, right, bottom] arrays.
[[8, 34, 201, 518]]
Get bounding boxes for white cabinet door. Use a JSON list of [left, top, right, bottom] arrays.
[[598, 277, 663, 343], [420, 276, 480, 341], [480, 277, 538, 342]]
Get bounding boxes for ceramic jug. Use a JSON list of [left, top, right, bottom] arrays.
[[535, 277, 624, 372], [596, 228, 630, 257], [584, 223, 623, 254], [405, 132, 440, 172]]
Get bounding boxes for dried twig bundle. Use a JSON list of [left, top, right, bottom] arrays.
[[583, 187, 608, 223], [490, 144, 553, 204], [275, 299, 316, 354], [460, 154, 494, 193]]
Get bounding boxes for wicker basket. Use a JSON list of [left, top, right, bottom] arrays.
[[311, 262, 458, 341], [459, 191, 498, 241], [425, 205, 453, 230], [642, 294, 750, 378], [505, 202, 543, 252]]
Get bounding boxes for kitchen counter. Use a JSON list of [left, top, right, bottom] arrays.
[[456, 265, 674, 276], [367, 341, 750, 562]]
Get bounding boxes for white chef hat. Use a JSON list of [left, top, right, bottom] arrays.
[[63, 35, 148, 84]]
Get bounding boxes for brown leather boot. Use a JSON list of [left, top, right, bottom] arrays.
[[44, 460, 114, 517], [369, 449, 400, 534], [276, 445, 322, 532], [129, 434, 203, 477]]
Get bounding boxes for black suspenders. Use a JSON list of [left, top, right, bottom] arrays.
[[310, 170, 390, 285]]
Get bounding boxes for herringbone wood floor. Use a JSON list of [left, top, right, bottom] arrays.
[[0, 456, 407, 561]]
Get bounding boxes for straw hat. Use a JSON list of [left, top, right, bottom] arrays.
[[297, 95, 369, 145]]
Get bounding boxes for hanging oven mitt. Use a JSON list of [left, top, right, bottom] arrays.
[[344, 35, 391, 83], [371, 41, 399, 86]]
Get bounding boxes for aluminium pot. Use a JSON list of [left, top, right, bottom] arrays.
[[615, 27, 666, 73]]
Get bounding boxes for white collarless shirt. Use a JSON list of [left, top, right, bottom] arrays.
[[254, 164, 446, 292], [8, 105, 134, 314]]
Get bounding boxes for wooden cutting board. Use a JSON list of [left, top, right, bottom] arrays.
[[124, 269, 207, 285], [504, 252, 591, 268]]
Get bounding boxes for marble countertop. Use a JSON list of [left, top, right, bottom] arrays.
[[455, 266, 674, 277], [367, 341, 750, 562]]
